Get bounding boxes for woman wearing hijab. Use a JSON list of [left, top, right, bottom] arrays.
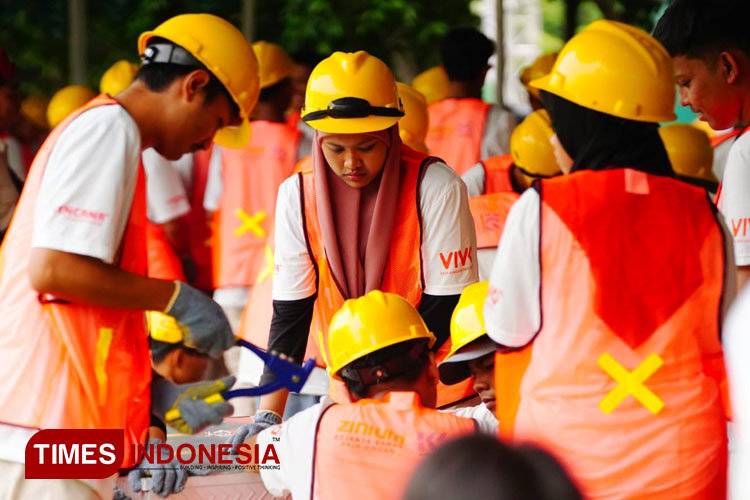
[[239, 51, 477, 429], [484, 21, 732, 499]]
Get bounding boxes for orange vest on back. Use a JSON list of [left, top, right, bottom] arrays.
[[481, 154, 514, 194], [303, 145, 429, 366], [425, 98, 491, 175], [469, 155, 519, 250], [312, 392, 476, 500], [212, 120, 301, 289], [0, 95, 150, 468], [496, 169, 727, 500]]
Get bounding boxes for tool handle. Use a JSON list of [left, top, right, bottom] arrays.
[[164, 393, 225, 422]]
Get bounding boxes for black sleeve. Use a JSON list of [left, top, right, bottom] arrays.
[[259, 294, 317, 385], [418, 293, 461, 351]]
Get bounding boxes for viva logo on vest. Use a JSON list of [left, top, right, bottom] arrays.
[[439, 246, 473, 271], [25, 429, 124, 479]]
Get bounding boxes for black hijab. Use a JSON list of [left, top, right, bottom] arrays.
[[541, 91, 674, 177]]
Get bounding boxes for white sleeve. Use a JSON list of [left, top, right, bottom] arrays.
[[719, 135, 750, 266], [203, 146, 224, 212], [484, 188, 541, 347], [272, 176, 317, 301], [142, 148, 190, 224], [257, 400, 332, 499], [31, 106, 141, 264], [420, 162, 479, 295], [449, 404, 498, 434], [480, 106, 518, 160], [461, 163, 485, 198]]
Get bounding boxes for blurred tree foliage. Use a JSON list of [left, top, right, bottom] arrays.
[[0, 0, 477, 98]]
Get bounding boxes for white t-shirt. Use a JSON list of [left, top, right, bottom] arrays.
[[272, 162, 478, 300], [481, 106, 518, 160], [31, 105, 142, 264], [718, 131, 750, 266], [449, 402, 498, 429], [142, 148, 191, 224], [461, 163, 486, 198], [257, 395, 494, 500], [484, 187, 736, 348]]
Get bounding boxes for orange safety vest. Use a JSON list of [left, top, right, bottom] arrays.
[[469, 155, 519, 250], [495, 168, 728, 499], [189, 147, 214, 292], [146, 221, 186, 281], [212, 120, 301, 289], [311, 391, 477, 500], [481, 154, 514, 194], [0, 95, 150, 468], [425, 98, 491, 176]]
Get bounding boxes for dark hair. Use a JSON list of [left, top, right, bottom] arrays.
[[403, 434, 584, 500], [341, 339, 431, 399], [259, 77, 292, 103], [653, 0, 750, 60], [440, 28, 495, 82], [134, 37, 239, 117], [291, 50, 324, 68]]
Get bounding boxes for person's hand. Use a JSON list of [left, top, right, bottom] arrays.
[[128, 438, 188, 498], [152, 376, 235, 434], [164, 281, 235, 357], [227, 410, 282, 453]]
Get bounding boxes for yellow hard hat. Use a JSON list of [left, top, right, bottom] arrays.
[[396, 82, 429, 153], [138, 13, 260, 148], [411, 65, 451, 105], [46, 85, 96, 128], [20, 96, 49, 130], [659, 124, 717, 185], [520, 52, 558, 101], [324, 290, 435, 377], [439, 281, 495, 385], [253, 41, 295, 89], [301, 51, 404, 134], [531, 20, 676, 123], [99, 59, 139, 96], [510, 109, 561, 181], [147, 311, 183, 344]]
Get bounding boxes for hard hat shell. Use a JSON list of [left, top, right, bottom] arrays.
[[47, 85, 96, 128], [659, 124, 717, 184], [520, 52, 558, 101], [253, 41, 295, 89], [411, 65, 451, 105], [100, 59, 139, 96], [510, 109, 561, 180], [396, 82, 429, 153]]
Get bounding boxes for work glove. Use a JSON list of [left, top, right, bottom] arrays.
[[152, 375, 236, 434], [164, 281, 235, 358], [228, 410, 282, 454], [128, 438, 188, 498]]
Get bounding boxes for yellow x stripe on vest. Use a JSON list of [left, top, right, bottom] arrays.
[[234, 209, 267, 238], [598, 352, 664, 415]]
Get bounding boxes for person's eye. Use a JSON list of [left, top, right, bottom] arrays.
[[327, 145, 344, 153], [679, 79, 691, 88], [358, 144, 376, 152]]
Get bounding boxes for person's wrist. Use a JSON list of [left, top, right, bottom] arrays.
[[162, 281, 181, 314]]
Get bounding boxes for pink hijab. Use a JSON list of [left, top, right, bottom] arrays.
[[312, 126, 402, 299]]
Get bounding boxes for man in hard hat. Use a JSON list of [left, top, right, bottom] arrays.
[[654, 0, 750, 293], [233, 291, 490, 500], [0, 14, 260, 499], [659, 123, 718, 192], [425, 28, 518, 175], [438, 281, 498, 425], [412, 66, 451, 105], [519, 53, 558, 111]]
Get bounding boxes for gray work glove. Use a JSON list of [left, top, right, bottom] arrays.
[[128, 438, 187, 498], [228, 410, 282, 453], [164, 281, 235, 358], [152, 376, 235, 434]]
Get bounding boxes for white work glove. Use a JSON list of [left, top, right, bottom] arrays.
[[164, 281, 235, 358], [151, 376, 235, 434]]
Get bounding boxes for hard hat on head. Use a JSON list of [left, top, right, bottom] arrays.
[[147, 311, 184, 344], [510, 109, 561, 182], [47, 85, 96, 128], [324, 290, 435, 378], [138, 13, 260, 148], [100, 60, 139, 96], [302, 51, 404, 134], [411, 65, 450, 105], [531, 20, 676, 123], [396, 82, 429, 153], [252, 41, 295, 89], [21, 96, 49, 130], [439, 281, 495, 385], [520, 52, 558, 101], [659, 124, 717, 186]]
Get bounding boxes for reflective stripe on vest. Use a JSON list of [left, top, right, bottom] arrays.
[[0, 95, 150, 468], [481, 154, 514, 194], [498, 169, 727, 499], [212, 120, 301, 288], [425, 98, 491, 176], [302, 145, 431, 367], [311, 392, 476, 500]]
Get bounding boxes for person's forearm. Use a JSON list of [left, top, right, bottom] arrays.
[[738, 266, 750, 294], [29, 248, 176, 310], [258, 390, 289, 419]]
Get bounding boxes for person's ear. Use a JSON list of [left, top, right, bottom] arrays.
[[183, 69, 211, 103], [719, 51, 739, 85], [173, 347, 186, 369]]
